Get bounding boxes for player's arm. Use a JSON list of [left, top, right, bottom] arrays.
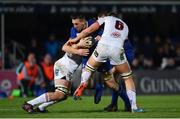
[[95, 26, 103, 41], [62, 39, 89, 56], [70, 22, 100, 44]]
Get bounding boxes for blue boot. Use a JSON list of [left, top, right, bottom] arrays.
[[104, 90, 119, 112]]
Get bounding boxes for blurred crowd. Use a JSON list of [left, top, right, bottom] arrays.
[[0, 33, 66, 97], [1, 34, 180, 70], [1, 32, 180, 97], [16, 52, 55, 97], [0, 33, 65, 69], [131, 35, 180, 70]]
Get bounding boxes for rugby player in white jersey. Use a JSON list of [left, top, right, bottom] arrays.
[[71, 12, 144, 113], [22, 36, 91, 113]]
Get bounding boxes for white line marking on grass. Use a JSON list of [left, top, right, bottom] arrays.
[[0, 108, 21, 111]]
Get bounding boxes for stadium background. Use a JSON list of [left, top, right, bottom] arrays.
[[0, 1, 180, 117], [0, 0, 180, 118]]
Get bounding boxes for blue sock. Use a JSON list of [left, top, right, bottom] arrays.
[[111, 90, 118, 105], [95, 83, 103, 91], [119, 81, 131, 109], [94, 83, 103, 104]]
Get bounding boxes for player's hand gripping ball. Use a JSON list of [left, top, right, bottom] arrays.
[[78, 36, 93, 48]]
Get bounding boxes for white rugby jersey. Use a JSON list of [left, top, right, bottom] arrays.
[[97, 16, 129, 48]]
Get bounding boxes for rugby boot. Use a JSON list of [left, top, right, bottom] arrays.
[[132, 108, 145, 113], [73, 83, 87, 100], [22, 102, 34, 113]]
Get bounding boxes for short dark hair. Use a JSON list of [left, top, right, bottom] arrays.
[[107, 12, 118, 17], [71, 14, 85, 20]]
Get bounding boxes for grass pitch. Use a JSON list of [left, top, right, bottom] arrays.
[[0, 95, 180, 118]]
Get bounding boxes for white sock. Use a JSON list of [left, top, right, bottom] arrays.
[[81, 70, 92, 84], [27, 93, 48, 106], [127, 90, 137, 110], [38, 101, 57, 111]]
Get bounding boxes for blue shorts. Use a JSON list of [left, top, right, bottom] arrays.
[[124, 40, 135, 63], [125, 49, 134, 63]]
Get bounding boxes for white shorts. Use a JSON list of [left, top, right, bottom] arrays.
[[92, 43, 127, 65], [54, 54, 80, 82]]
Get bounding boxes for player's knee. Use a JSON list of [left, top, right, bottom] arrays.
[[85, 63, 96, 72], [54, 86, 69, 101], [81, 63, 96, 83], [105, 79, 119, 91], [120, 71, 133, 79], [103, 71, 113, 81], [56, 94, 67, 102]]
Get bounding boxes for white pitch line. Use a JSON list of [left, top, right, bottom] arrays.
[[0, 108, 21, 111]]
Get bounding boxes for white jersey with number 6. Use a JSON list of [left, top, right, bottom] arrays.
[[97, 16, 129, 48]]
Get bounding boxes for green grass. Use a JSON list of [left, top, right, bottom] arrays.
[[0, 95, 180, 118]]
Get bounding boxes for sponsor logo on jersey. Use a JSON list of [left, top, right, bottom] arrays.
[[111, 32, 121, 38]]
